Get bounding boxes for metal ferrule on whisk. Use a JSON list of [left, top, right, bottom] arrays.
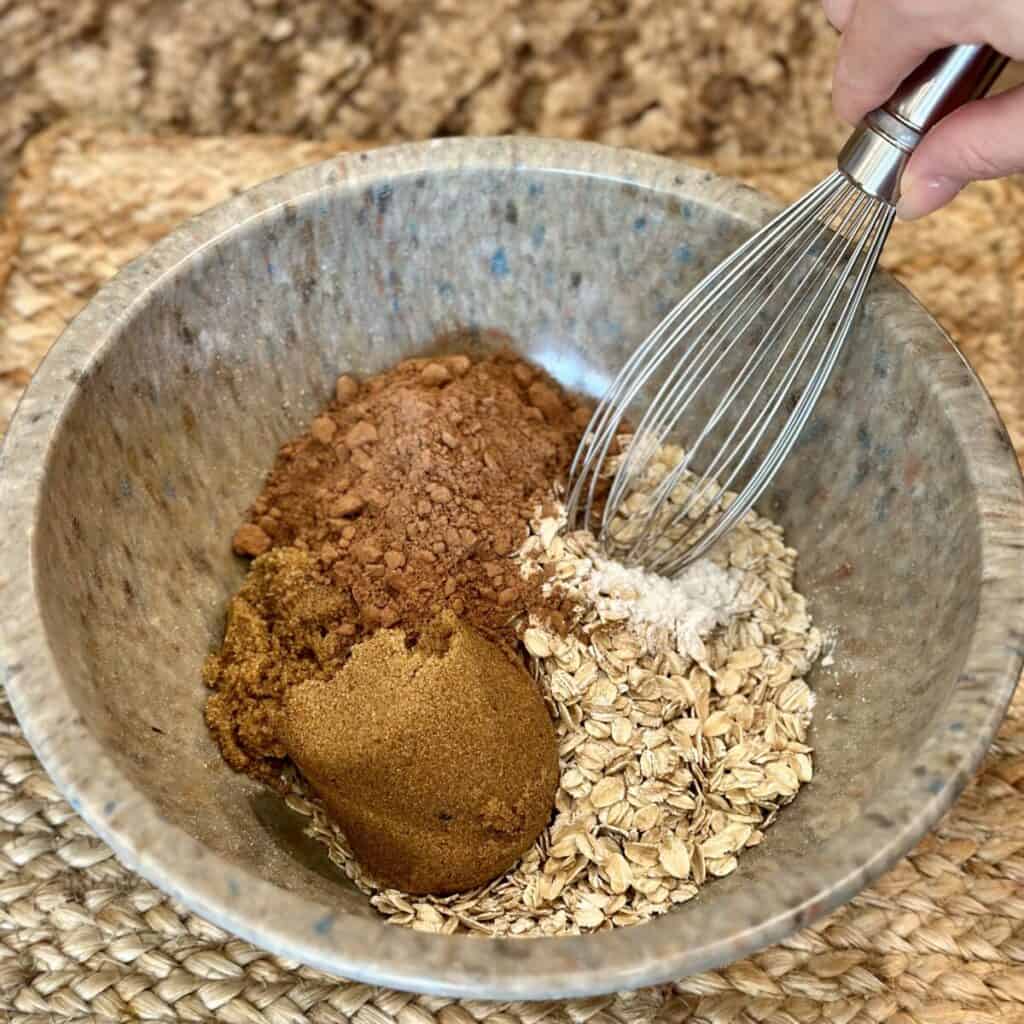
[[839, 44, 1008, 205]]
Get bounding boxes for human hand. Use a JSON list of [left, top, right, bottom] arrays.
[[822, 0, 1024, 218]]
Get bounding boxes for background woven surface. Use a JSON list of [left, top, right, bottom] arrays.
[[0, 0, 855, 195], [3, 1, 1023, 198], [0, 122, 1022, 1023]]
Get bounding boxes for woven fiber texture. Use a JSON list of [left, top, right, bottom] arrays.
[[0, 122, 1023, 1024], [3, 1, 1022, 199], [0, 0, 847, 197]]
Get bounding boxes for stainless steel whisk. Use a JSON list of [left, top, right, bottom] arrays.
[[565, 44, 1007, 576]]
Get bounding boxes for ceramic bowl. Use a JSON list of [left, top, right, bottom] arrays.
[[1, 139, 1022, 1000]]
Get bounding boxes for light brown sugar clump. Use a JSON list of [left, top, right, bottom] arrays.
[[282, 612, 559, 895]]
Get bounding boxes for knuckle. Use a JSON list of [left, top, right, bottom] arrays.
[[954, 136, 1005, 181], [896, 0, 945, 18], [833, 55, 870, 95]]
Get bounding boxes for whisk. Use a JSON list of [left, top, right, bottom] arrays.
[[565, 44, 1007, 576]]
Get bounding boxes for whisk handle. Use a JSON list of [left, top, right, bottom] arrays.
[[838, 44, 1009, 205], [884, 44, 1008, 134]]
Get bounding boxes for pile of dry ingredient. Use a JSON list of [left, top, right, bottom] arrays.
[[205, 342, 585, 783], [284, 610, 559, 895], [204, 344, 823, 937]]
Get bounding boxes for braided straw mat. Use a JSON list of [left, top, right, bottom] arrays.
[[0, 122, 1022, 1024]]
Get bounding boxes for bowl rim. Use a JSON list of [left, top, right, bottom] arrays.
[[1, 136, 1022, 1000]]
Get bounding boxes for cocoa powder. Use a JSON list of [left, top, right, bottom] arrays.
[[204, 343, 586, 783]]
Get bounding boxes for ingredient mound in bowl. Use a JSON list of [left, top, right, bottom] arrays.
[[285, 611, 559, 895], [203, 337, 823, 934], [204, 344, 585, 784]]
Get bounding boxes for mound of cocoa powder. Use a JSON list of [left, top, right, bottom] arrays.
[[204, 342, 587, 784]]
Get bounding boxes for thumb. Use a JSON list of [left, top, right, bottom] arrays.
[[897, 84, 1024, 220]]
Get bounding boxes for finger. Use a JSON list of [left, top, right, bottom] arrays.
[[832, 0, 959, 124], [821, 0, 856, 32], [897, 84, 1024, 219]]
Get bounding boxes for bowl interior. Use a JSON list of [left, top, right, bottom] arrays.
[[11, 146, 1008, 994]]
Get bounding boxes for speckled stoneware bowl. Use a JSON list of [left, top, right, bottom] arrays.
[[1, 138, 1022, 1000]]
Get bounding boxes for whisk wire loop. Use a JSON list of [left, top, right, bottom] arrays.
[[601, 178, 854, 542], [612, 184, 871, 563], [631, 189, 880, 570], [565, 173, 849, 534], [644, 192, 891, 571], [565, 172, 895, 576]]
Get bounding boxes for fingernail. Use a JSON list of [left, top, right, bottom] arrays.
[[896, 174, 961, 221]]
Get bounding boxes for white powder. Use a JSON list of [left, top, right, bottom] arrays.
[[583, 553, 755, 663]]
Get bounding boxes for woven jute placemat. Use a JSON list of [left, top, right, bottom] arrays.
[[1, 122, 1022, 1024]]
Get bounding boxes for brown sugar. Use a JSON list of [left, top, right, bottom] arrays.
[[282, 612, 559, 895], [204, 547, 353, 776], [204, 342, 586, 784]]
